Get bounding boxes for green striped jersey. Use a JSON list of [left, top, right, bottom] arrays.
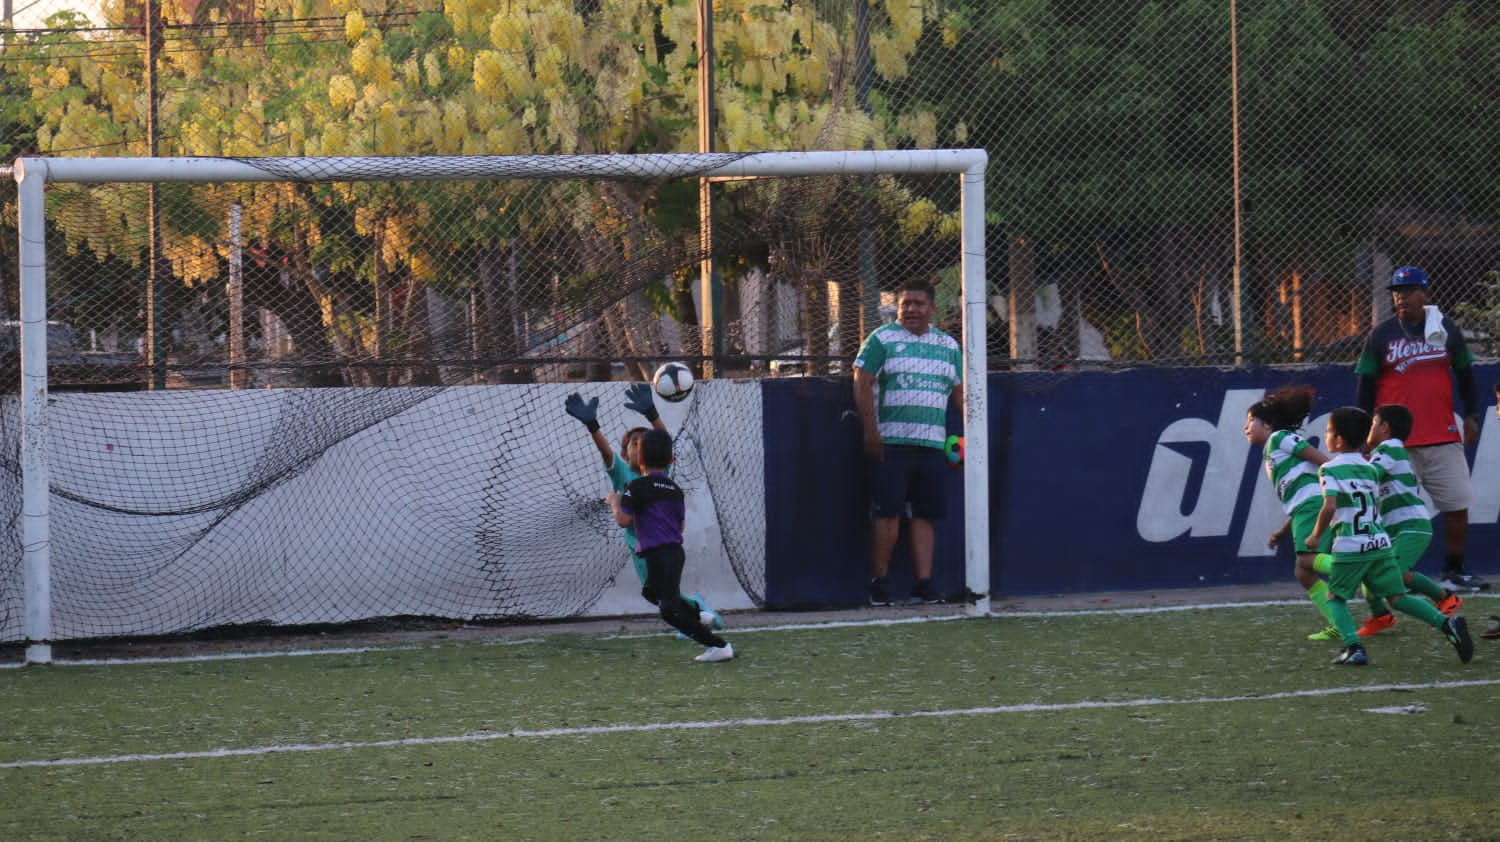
[[853, 323, 962, 449], [1367, 439, 1432, 537], [1317, 453, 1393, 555], [1263, 429, 1321, 514]]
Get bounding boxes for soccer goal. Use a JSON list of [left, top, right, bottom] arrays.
[[8, 151, 989, 664]]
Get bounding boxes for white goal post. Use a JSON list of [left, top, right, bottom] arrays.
[[12, 150, 990, 664]]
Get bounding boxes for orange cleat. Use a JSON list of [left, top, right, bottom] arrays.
[[1356, 612, 1398, 638], [1434, 593, 1463, 617]]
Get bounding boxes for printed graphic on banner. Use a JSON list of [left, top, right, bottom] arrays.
[[1137, 390, 1500, 557]]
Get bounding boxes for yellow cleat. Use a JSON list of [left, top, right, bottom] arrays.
[[1307, 624, 1341, 641]]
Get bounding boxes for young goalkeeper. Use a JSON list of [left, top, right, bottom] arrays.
[[610, 429, 734, 663], [1306, 406, 1473, 666], [564, 384, 724, 635], [1351, 403, 1462, 638]]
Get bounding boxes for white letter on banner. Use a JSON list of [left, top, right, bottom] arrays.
[[1471, 411, 1500, 524], [1137, 389, 1265, 542]]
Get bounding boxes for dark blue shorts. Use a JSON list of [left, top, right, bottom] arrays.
[[867, 444, 948, 520]]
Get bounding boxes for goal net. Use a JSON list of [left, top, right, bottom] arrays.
[[5, 151, 988, 659]]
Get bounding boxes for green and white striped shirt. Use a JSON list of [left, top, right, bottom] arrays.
[[1367, 438, 1433, 538], [1317, 452, 1393, 556], [1263, 429, 1321, 514], [853, 323, 962, 449]]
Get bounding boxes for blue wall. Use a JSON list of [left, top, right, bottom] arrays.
[[762, 364, 1500, 608]]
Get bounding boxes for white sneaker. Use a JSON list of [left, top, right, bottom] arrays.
[[694, 643, 734, 663], [690, 594, 726, 630]]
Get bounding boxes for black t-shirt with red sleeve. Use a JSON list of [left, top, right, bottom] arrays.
[[1355, 314, 1475, 447]]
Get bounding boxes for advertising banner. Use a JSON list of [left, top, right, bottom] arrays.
[[764, 364, 1499, 606]]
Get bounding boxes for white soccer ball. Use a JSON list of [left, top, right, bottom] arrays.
[[652, 362, 695, 403]]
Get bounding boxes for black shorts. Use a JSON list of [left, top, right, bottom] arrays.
[[867, 444, 948, 520], [640, 543, 686, 604]]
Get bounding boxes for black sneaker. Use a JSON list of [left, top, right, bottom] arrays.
[[868, 576, 893, 607], [908, 578, 945, 604], [1440, 572, 1490, 593], [1441, 616, 1474, 664], [1332, 644, 1369, 666]]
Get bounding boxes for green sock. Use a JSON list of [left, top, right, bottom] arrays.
[[1312, 553, 1334, 576], [1325, 597, 1360, 645], [1307, 580, 1334, 624], [1391, 594, 1447, 629], [1407, 572, 1446, 602]]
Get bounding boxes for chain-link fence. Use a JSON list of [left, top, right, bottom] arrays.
[[2, 0, 1496, 388]]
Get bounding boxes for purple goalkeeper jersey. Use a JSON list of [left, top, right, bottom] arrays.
[[619, 471, 685, 552]]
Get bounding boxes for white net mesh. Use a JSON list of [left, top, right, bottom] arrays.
[[3, 152, 975, 640]]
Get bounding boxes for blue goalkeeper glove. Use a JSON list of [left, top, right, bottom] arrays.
[[564, 393, 601, 432], [623, 382, 660, 423]]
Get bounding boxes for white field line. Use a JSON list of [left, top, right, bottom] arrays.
[[0, 601, 1290, 669], [3, 677, 1498, 770], [5, 593, 1497, 667]]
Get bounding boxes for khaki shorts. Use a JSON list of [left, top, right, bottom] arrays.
[[1408, 442, 1472, 513]]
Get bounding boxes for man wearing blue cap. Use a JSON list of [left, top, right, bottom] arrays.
[[1355, 265, 1488, 592]]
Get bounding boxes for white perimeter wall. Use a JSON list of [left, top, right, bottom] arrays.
[[1, 381, 762, 641]]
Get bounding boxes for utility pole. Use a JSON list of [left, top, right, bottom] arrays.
[[697, 0, 718, 378], [146, 0, 167, 388], [1229, 0, 1245, 366]]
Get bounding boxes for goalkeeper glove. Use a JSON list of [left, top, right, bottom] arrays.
[[564, 393, 601, 432], [623, 382, 660, 423]]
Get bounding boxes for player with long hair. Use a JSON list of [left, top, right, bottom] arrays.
[[1243, 385, 1338, 639]]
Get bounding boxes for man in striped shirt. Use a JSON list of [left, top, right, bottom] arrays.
[[853, 280, 964, 606]]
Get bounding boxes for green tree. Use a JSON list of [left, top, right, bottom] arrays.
[[11, 0, 956, 382]]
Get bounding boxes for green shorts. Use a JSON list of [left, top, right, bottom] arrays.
[[1290, 501, 1332, 558], [1390, 528, 1432, 573], [1327, 548, 1404, 602]]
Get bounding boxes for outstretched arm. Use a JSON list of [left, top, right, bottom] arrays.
[[623, 383, 666, 432], [565, 393, 614, 468]]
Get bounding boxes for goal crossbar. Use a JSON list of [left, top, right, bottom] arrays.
[[14, 149, 986, 184]]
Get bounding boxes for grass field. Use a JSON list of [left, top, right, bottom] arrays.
[[3, 595, 1499, 841]]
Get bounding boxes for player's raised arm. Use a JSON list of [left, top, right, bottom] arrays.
[[623, 383, 667, 432], [565, 393, 614, 468]]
